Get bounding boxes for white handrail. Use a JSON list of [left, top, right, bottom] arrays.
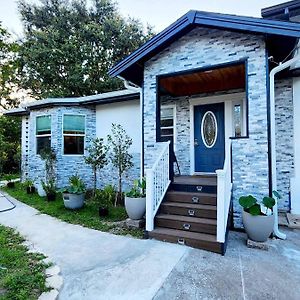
[[216, 140, 232, 243], [145, 141, 171, 231]]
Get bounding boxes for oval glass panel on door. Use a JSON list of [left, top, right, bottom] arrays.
[[194, 103, 225, 173], [201, 111, 218, 148]]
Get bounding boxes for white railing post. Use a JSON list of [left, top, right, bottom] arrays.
[[216, 140, 232, 243], [146, 169, 154, 231], [216, 170, 226, 243]]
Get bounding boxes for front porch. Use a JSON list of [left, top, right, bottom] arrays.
[[145, 61, 247, 254]]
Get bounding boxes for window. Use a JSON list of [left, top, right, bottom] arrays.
[[234, 104, 242, 137], [36, 115, 51, 154], [160, 106, 175, 143], [232, 99, 247, 138], [63, 115, 85, 155]]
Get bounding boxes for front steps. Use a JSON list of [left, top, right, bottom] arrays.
[[148, 175, 224, 254]]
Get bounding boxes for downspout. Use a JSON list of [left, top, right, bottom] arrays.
[[269, 52, 300, 240], [117, 76, 143, 179]]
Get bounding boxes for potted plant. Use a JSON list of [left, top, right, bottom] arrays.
[[24, 179, 36, 194], [4, 175, 15, 188], [61, 175, 86, 209], [125, 178, 146, 220], [41, 179, 56, 201], [239, 191, 278, 242], [95, 185, 115, 217]]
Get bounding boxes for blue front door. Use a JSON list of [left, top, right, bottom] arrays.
[[194, 103, 225, 172]]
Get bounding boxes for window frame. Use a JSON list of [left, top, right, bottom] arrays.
[[62, 113, 86, 156], [160, 104, 176, 148], [35, 114, 52, 155]]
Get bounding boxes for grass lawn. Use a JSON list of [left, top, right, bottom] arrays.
[[1, 183, 143, 238], [0, 225, 50, 300]]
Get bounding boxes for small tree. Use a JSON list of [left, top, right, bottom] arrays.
[[85, 138, 108, 195], [107, 124, 133, 206], [40, 147, 56, 183]]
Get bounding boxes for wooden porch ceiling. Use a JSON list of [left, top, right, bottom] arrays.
[[159, 64, 245, 97]]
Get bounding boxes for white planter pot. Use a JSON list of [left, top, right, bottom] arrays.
[[242, 210, 274, 242], [63, 193, 85, 209], [125, 196, 146, 220]]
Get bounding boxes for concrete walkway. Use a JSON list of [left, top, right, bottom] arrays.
[[1, 191, 300, 300], [0, 192, 187, 300]]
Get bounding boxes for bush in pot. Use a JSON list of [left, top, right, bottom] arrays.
[[94, 185, 115, 217], [61, 175, 86, 209], [41, 179, 57, 201], [125, 178, 146, 220], [4, 175, 15, 188], [24, 179, 36, 194], [239, 191, 279, 242]]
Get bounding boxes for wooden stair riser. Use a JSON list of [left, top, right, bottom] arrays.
[[149, 231, 222, 254], [171, 184, 217, 194], [166, 192, 217, 206], [160, 205, 216, 219], [155, 218, 216, 235]]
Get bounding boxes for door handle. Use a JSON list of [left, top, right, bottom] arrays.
[[194, 139, 199, 146]]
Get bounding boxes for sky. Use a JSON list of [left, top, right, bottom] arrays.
[[0, 0, 286, 38]]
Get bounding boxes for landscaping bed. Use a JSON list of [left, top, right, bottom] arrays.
[[1, 183, 143, 238], [0, 225, 49, 300]]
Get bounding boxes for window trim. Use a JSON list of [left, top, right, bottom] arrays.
[[35, 114, 52, 155], [160, 104, 176, 148], [62, 113, 86, 156]]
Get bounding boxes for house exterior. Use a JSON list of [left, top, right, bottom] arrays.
[[5, 90, 142, 191], [6, 1, 300, 253]]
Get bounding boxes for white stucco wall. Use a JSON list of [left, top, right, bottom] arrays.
[[291, 77, 300, 214], [96, 99, 141, 153]]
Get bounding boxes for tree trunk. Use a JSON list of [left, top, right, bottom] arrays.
[[93, 167, 97, 197], [115, 173, 122, 207]]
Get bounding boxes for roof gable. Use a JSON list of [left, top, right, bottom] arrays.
[[109, 10, 300, 85]]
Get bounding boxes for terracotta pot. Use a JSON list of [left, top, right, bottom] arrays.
[[242, 210, 274, 242], [125, 196, 146, 220]]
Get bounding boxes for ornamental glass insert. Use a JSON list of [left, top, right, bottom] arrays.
[[201, 111, 217, 148]]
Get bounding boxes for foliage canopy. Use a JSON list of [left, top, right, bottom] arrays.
[[18, 0, 154, 98]]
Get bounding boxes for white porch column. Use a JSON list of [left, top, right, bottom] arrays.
[[291, 77, 300, 214]]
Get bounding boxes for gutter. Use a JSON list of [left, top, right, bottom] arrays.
[[269, 51, 300, 240]]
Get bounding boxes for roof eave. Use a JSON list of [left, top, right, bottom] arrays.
[[109, 10, 300, 84]]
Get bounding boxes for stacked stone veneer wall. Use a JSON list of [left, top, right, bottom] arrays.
[[161, 88, 244, 175], [26, 106, 96, 189], [143, 27, 269, 227], [275, 78, 294, 211], [25, 105, 140, 191], [21, 115, 30, 181]]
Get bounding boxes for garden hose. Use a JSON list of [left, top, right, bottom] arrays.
[[0, 193, 16, 213]]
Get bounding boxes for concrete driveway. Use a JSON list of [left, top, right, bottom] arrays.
[[1, 192, 300, 300]]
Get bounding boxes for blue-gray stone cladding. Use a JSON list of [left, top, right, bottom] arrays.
[[275, 79, 294, 211], [143, 27, 269, 227], [26, 106, 96, 189], [23, 106, 140, 191]]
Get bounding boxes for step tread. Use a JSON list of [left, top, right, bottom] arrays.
[[156, 214, 217, 225], [173, 175, 217, 186], [150, 227, 217, 242], [161, 202, 217, 211], [167, 190, 217, 198]]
